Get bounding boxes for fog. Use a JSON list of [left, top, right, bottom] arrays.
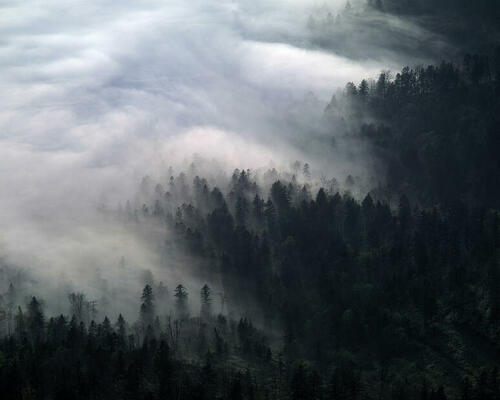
[[0, 0, 454, 320]]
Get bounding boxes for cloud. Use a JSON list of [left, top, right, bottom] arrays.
[[0, 0, 452, 315], [239, 40, 385, 95], [0, 0, 392, 206]]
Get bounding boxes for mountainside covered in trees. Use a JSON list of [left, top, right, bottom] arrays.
[[368, 0, 500, 24], [2, 97, 500, 398], [2, 0, 500, 399], [368, 0, 500, 52], [326, 53, 500, 208], [307, 1, 500, 63], [1, 28, 500, 400]]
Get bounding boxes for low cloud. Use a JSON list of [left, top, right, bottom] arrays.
[[0, 0, 452, 316]]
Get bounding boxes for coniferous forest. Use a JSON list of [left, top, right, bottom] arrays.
[[0, 1, 500, 400]]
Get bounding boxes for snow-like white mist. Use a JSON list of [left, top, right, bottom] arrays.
[[0, 0, 453, 318]]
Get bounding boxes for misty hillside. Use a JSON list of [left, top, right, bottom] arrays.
[[2, 149, 500, 399], [326, 55, 500, 207], [0, 1, 500, 400], [307, 0, 500, 63], [370, 0, 500, 54]]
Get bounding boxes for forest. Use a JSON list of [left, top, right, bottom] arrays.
[[326, 51, 500, 208], [2, 55, 500, 396], [1, 1, 500, 399], [307, 0, 500, 61]]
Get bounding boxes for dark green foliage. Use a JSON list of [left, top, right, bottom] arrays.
[[200, 284, 212, 320], [117, 153, 500, 398], [373, 0, 500, 22], [140, 284, 155, 329], [2, 57, 500, 399], [327, 57, 500, 208], [365, 0, 500, 54], [0, 303, 274, 400], [2, 184, 500, 397], [174, 284, 189, 319]]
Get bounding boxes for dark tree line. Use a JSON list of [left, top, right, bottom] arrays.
[[116, 155, 500, 397], [0, 281, 278, 400], [327, 54, 500, 208], [367, 0, 500, 22]]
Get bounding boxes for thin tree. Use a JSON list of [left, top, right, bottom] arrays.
[[27, 297, 44, 342], [200, 284, 212, 320], [140, 284, 155, 328], [174, 284, 188, 319]]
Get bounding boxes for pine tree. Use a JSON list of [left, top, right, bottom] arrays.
[[116, 313, 127, 343], [6, 283, 15, 336], [235, 196, 249, 227], [27, 296, 44, 342], [174, 284, 188, 319], [200, 284, 212, 320], [15, 306, 26, 340], [140, 284, 155, 328]]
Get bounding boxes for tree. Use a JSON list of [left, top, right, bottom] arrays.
[[345, 82, 358, 97], [291, 364, 308, 400], [140, 284, 155, 329], [200, 284, 212, 320], [302, 163, 311, 180], [155, 340, 173, 398], [229, 373, 243, 400], [100, 316, 112, 339], [116, 313, 127, 343], [6, 283, 16, 336], [398, 194, 412, 231], [235, 196, 249, 227], [270, 181, 290, 212], [358, 79, 369, 97], [0, 296, 6, 336], [376, 71, 389, 99], [174, 284, 188, 319], [252, 195, 265, 227], [68, 292, 89, 325], [27, 296, 44, 342], [14, 306, 26, 340]]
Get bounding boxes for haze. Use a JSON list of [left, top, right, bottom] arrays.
[[0, 0, 452, 316]]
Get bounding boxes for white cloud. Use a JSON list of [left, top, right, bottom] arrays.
[[0, 0, 446, 311]]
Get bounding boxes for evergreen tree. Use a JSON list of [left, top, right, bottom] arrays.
[[140, 284, 155, 329], [27, 296, 44, 342], [200, 284, 212, 320], [174, 284, 188, 319]]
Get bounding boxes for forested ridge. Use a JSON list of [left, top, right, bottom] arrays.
[[1, 54, 500, 399], [367, 0, 500, 22], [327, 53, 500, 208], [2, 0, 500, 398], [308, 1, 500, 62], [2, 160, 500, 398]]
